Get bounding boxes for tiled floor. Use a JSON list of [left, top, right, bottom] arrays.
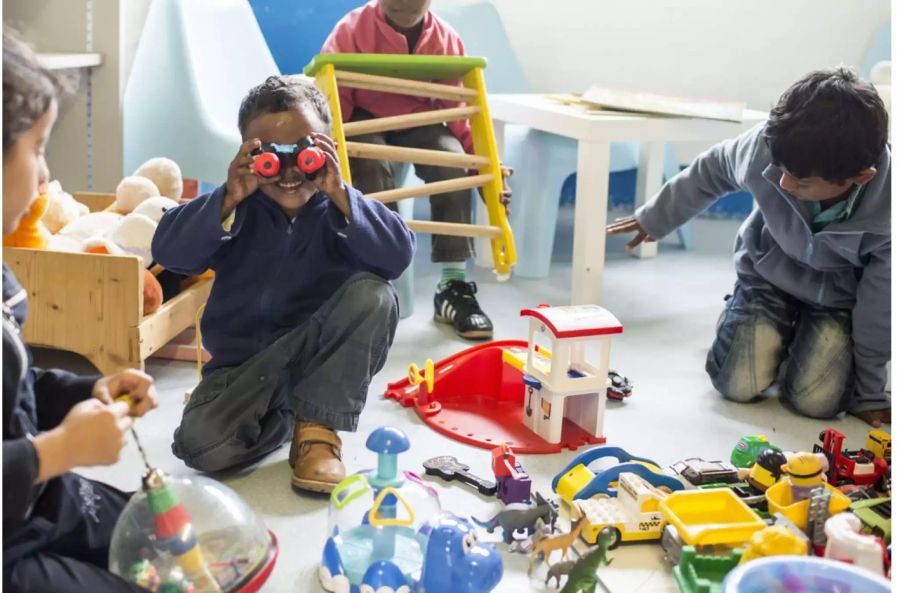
[[50, 212, 883, 592]]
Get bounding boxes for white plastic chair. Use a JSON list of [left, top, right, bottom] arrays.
[[124, 0, 279, 182]]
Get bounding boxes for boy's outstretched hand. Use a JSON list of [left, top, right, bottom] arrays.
[[310, 133, 351, 219], [607, 215, 655, 252], [92, 369, 158, 418]]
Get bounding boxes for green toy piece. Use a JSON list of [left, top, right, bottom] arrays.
[[558, 527, 615, 593], [303, 53, 487, 81], [673, 546, 743, 593], [731, 436, 781, 468], [851, 497, 891, 545]]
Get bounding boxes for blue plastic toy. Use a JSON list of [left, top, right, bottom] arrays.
[[552, 446, 684, 502], [320, 427, 502, 592]]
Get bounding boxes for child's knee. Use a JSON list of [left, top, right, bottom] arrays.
[[708, 364, 760, 403], [706, 322, 781, 403], [339, 273, 398, 322], [782, 377, 846, 419]]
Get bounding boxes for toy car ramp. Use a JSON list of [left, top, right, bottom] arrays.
[[383, 340, 605, 453], [551, 446, 681, 502]]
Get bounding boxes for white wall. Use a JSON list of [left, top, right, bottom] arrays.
[[442, 0, 890, 111]]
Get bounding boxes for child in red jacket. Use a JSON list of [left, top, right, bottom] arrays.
[[322, 0, 511, 340]]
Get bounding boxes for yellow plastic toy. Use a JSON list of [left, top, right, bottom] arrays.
[[781, 453, 827, 500], [744, 448, 787, 492], [660, 488, 766, 548], [304, 54, 516, 279], [865, 429, 891, 463], [3, 192, 51, 249], [408, 359, 435, 394], [739, 525, 809, 564], [765, 480, 851, 530]]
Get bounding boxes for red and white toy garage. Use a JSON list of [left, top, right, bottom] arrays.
[[518, 305, 623, 445], [385, 305, 624, 454]]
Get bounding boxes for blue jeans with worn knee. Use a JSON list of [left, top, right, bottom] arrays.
[[706, 278, 853, 419]]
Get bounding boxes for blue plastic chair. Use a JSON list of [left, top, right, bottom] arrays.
[[248, 0, 365, 74]]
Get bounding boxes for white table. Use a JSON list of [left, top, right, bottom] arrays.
[[485, 94, 767, 305]]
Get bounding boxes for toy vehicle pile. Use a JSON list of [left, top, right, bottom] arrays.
[[414, 427, 892, 592]]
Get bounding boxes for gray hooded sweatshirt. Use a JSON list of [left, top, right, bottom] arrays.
[[635, 123, 890, 412]]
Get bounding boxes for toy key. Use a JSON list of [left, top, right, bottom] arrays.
[[423, 456, 497, 496]]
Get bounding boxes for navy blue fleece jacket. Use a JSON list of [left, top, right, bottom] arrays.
[[151, 184, 415, 374]]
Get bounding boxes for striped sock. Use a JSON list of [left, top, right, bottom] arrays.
[[438, 262, 466, 290]]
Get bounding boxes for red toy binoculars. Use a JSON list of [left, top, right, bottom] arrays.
[[251, 138, 326, 179]]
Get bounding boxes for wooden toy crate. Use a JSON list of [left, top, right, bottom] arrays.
[[4, 192, 212, 374]]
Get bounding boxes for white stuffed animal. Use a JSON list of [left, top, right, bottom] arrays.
[[134, 157, 183, 200], [133, 196, 179, 224], [56, 211, 123, 243], [42, 180, 89, 234], [106, 213, 158, 266], [115, 176, 160, 214]]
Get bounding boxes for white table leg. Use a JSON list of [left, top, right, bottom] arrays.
[[474, 119, 506, 270], [571, 140, 611, 305], [632, 142, 664, 259]]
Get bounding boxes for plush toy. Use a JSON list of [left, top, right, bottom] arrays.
[[133, 157, 183, 200], [4, 192, 51, 249], [55, 211, 124, 244], [114, 176, 160, 214], [132, 196, 179, 224], [142, 268, 164, 314], [107, 213, 157, 266], [42, 180, 88, 234]]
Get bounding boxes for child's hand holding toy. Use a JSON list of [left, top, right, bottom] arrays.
[[92, 368, 159, 417], [308, 132, 351, 218]]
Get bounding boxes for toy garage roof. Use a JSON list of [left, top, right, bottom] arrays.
[[520, 305, 623, 338]]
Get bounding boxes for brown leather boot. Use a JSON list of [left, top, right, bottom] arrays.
[[290, 420, 346, 494]]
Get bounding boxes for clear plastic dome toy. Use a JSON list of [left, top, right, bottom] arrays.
[[109, 469, 278, 593]]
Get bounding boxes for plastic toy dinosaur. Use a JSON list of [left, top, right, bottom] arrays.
[[559, 527, 615, 593], [529, 515, 589, 573], [472, 493, 558, 544]]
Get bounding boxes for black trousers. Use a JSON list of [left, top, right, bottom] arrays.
[[3, 473, 147, 593]]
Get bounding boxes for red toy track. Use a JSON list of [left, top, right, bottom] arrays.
[[383, 340, 606, 454]]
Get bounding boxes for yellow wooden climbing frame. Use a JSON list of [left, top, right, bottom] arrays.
[[305, 54, 516, 278]]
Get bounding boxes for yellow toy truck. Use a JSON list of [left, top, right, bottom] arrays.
[[571, 472, 667, 547]]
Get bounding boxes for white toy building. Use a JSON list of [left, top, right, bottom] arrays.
[[520, 305, 622, 444]]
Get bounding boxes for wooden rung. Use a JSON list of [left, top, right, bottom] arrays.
[[335, 70, 477, 102], [366, 174, 494, 204], [405, 220, 501, 238], [345, 142, 490, 169], [344, 106, 481, 137]]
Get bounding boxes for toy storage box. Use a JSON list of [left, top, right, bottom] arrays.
[[5, 192, 212, 375]]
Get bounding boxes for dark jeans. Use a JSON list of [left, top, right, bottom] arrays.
[[172, 273, 398, 472], [3, 473, 146, 593], [706, 278, 854, 419], [348, 114, 475, 263]]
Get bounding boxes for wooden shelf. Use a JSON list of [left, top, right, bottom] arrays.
[[37, 52, 103, 70]]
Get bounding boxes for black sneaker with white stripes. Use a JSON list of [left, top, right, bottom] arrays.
[[433, 280, 494, 340]]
